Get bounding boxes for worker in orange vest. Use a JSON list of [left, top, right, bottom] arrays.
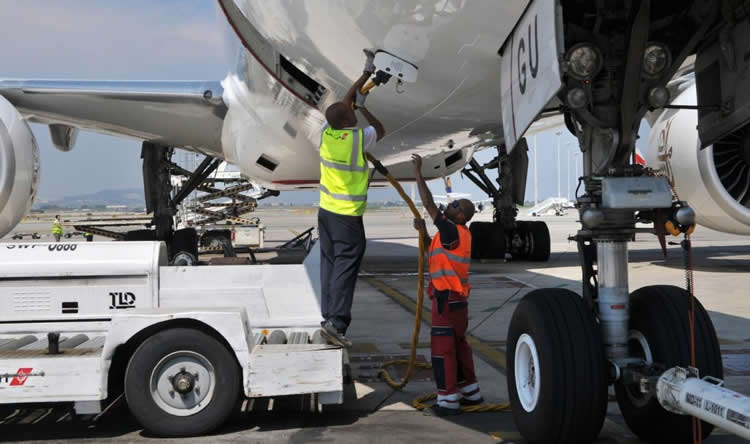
[[412, 154, 482, 416]]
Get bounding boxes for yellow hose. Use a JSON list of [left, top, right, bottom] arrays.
[[360, 80, 378, 95], [365, 152, 511, 413], [365, 152, 427, 389]]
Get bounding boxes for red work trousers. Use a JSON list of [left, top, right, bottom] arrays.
[[430, 292, 479, 408]]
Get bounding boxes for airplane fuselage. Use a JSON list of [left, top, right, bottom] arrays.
[[218, 0, 529, 190]]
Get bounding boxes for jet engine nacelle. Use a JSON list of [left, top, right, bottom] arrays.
[[646, 83, 750, 235], [0, 96, 40, 238]]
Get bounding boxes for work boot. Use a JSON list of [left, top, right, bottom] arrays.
[[428, 404, 462, 417], [320, 320, 352, 348], [459, 397, 484, 406]]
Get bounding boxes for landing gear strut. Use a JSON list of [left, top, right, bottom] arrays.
[[462, 139, 550, 261], [140, 142, 221, 264], [506, 1, 727, 443]]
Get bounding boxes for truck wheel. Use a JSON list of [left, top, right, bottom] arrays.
[[124, 328, 240, 437], [507, 289, 608, 443], [615, 285, 722, 443]]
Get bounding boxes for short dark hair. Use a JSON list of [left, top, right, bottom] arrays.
[[458, 199, 475, 222], [325, 102, 352, 130]]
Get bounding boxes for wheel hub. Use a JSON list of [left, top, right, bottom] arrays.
[[150, 350, 216, 416], [515, 333, 541, 412], [172, 371, 196, 394]]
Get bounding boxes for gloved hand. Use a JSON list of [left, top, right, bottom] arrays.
[[354, 89, 368, 109], [413, 218, 426, 232], [363, 49, 376, 74]]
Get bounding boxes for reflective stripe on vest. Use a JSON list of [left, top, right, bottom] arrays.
[[319, 127, 369, 216], [428, 224, 472, 296]]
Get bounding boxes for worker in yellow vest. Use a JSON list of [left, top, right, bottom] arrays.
[[318, 52, 385, 348], [412, 154, 482, 416], [52, 215, 64, 242]]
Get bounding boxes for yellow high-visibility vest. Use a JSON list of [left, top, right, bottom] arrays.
[[319, 127, 369, 216], [52, 220, 63, 235]]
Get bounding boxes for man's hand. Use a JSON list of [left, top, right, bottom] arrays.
[[413, 218, 426, 232], [411, 154, 423, 174], [354, 90, 368, 110], [363, 49, 376, 74]]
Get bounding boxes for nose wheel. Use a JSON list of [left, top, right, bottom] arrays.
[[614, 285, 723, 443], [507, 288, 609, 443]]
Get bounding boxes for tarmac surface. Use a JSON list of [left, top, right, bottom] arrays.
[[2, 208, 750, 443]]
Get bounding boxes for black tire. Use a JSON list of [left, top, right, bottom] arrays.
[[469, 221, 489, 259], [172, 228, 198, 261], [125, 229, 156, 241], [124, 328, 240, 437], [507, 289, 608, 443], [513, 221, 533, 260], [615, 285, 722, 443], [486, 222, 507, 259], [528, 221, 550, 261]]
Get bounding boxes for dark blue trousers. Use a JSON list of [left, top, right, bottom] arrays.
[[318, 208, 366, 333]]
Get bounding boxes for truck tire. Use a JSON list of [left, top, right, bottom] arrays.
[[507, 289, 608, 443], [615, 285, 722, 443], [124, 328, 240, 437]]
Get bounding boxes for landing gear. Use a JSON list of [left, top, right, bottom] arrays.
[[507, 289, 608, 443], [615, 285, 723, 443], [505, 1, 727, 442], [462, 140, 550, 261]]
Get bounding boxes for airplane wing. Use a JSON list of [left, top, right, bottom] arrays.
[[0, 80, 227, 155]]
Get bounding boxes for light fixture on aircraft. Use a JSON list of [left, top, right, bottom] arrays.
[[642, 43, 671, 78], [647, 86, 670, 108], [567, 87, 588, 109], [565, 43, 602, 80]]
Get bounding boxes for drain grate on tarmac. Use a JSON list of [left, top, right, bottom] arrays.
[[349, 354, 433, 383], [722, 350, 750, 376]]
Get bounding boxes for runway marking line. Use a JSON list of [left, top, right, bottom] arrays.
[[361, 276, 507, 372]]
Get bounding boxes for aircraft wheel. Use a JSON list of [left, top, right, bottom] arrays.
[[469, 221, 490, 259], [528, 221, 550, 261], [486, 222, 507, 259], [124, 328, 240, 437], [507, 289, 608, 443], [615, 285, 722, 443]]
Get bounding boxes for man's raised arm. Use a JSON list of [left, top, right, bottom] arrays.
[[412, 154, 439, 222]]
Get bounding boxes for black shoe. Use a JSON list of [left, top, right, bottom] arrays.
[[320, 320, 352, 348], [428, 404, 462, 417], [459, 397, 484, 406]]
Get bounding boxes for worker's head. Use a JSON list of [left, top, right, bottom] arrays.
[[325, 102, 356, 129], [55, 215, 60, 220], [445, 199, 475, 225]]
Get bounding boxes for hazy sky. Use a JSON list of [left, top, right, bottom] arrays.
[[1, 1, 647, 206]]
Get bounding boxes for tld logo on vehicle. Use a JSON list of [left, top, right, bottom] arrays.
[[109, 292, 136, 310], [0, 368, 34, 387]]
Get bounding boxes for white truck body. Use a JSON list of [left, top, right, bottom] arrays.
[[0, 241, 342, 413]]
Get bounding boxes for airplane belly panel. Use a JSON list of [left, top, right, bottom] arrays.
[[221, 0, 528, 188]]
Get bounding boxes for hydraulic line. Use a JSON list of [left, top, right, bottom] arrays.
[[365, 152, 510, 413]]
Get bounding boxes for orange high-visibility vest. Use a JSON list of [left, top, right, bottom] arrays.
[[428, 224, 472, 297]]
